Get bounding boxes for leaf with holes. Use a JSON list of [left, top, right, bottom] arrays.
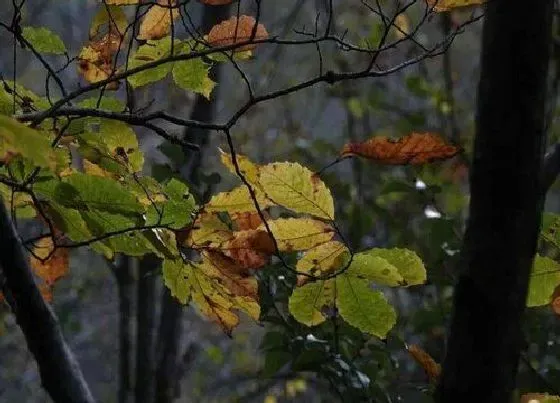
[[296, 241, 349, 285]]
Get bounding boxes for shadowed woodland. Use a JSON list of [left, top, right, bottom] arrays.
[[0, 1, 559, 402]]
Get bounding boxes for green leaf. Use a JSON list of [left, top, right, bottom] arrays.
[[77, 119, 144, 173], [0, 115, 59, 170], [172, 57, 216, 99], [350, 248, 427, 286], [127, 37, 176, 88], [145, 178, 195, 229], [80, 208, 166, 259], [527, 254, 560, 307], [258, 162, 335, 220], [0, 81, 50, 116], [89, 5, 128, 38], [336, 276, 397, 338], [289, 281, 334, 326], [78, 97, 125, 111], [54, 172, 144, 215], [22, 26, 66, 55], [44, 202, 93, 242], [0, 183, 35, 219], [289, 274, 397, 338]]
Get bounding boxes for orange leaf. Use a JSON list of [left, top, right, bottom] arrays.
[[30, 237, 69, 286], [231, 211, 266, 231], [207, 15, 268, 51], [202, 251, 259, 297], [137, 0, 179, 40], [214, 229, 275, 270], [407, 344, 441, 383], [340, 132, 460, 165]]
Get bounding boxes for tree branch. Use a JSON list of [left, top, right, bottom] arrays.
[[0, 200, 95, 403]]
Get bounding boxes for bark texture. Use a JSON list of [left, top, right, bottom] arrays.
[[0, 201, 95, 403], [435, 1, 553, 402]]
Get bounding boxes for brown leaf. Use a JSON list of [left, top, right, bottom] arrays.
[[138, 0, 179, 40], [340, 132, 460, 165], [231, 211, 266, 231], [202, 251, 259, 297], [207, 15, 268, 51], [214, 229, 275, 270], [407, 344, 441, 383]]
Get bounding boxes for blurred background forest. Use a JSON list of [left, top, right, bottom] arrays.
[[1, 1, 559, 402]]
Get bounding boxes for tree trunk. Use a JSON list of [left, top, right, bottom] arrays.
[[0, 201, 95, 403], [435, 1, 553, 402], [135, 254, 158, 403], [112, 256, 134, 403], [153, 5, 229, 403]]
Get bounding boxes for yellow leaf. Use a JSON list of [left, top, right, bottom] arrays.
[[296, 241, 349, 285], [258, 218, 335, 252], [206, 185, 273, 213], [186, 213, 233, 248], [427, 0, 486, 12], [259, 162, 334, 220], [163, 258, 260, 334], [138, 0, 179, 40], [219, 148, 260, 186], [393, 14, 410, 40]]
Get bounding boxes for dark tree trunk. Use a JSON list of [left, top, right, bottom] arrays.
[[153, 5, 229, 403], [435, 1, 553, 402], [112, 256, 134, 403], [0, 201, 95, 403], [135, 254, 159, 403]]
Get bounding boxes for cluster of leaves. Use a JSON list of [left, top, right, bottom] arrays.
[[1, 90, 469, 337], [76, 0, 267, 96]]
